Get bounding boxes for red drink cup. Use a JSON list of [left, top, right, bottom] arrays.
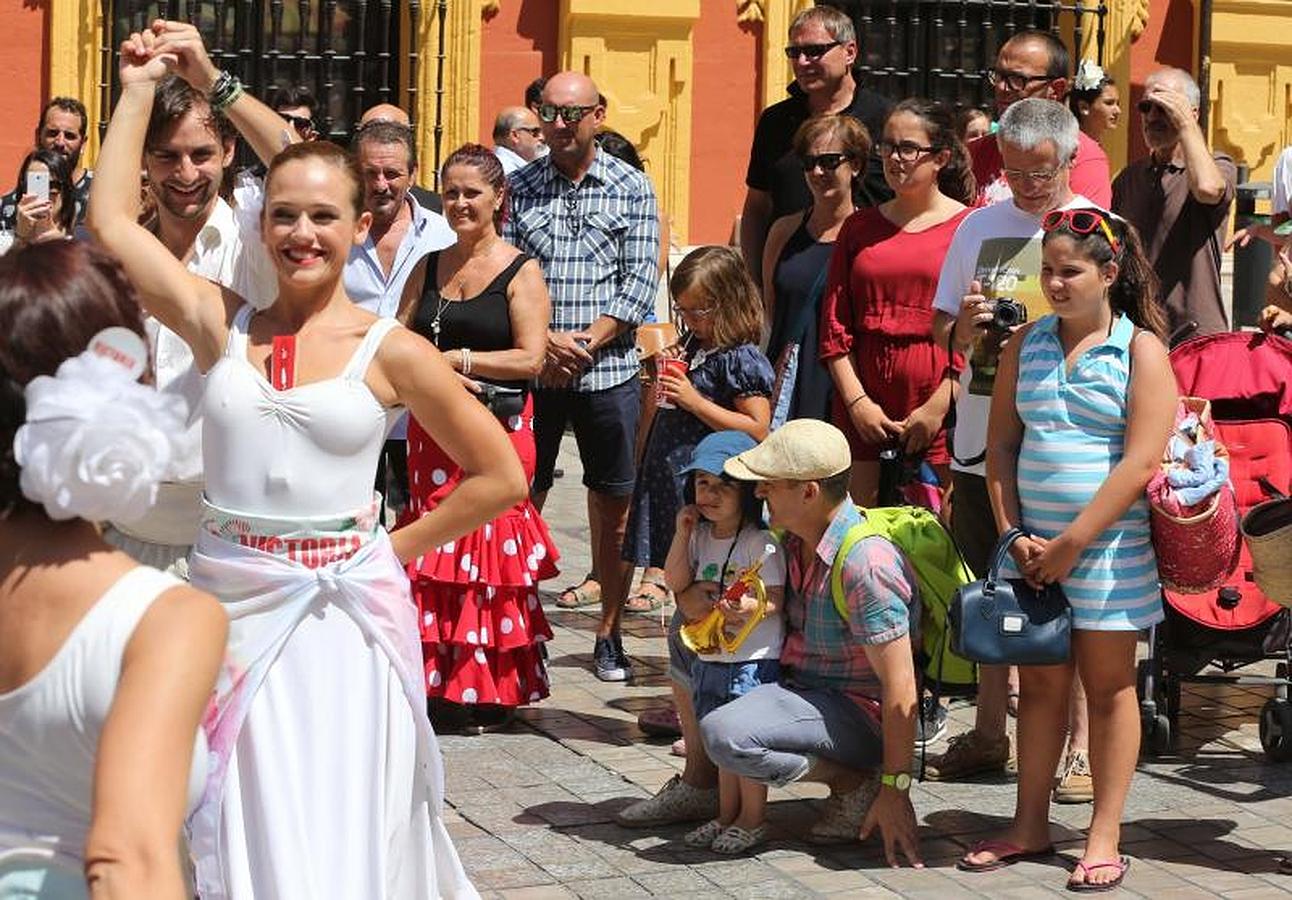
[[656, 357, 689, 409]]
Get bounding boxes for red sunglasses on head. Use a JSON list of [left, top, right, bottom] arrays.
[[1041, 208, 1120, 255]]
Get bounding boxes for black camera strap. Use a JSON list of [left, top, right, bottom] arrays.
[[945, 328, 986, 469]]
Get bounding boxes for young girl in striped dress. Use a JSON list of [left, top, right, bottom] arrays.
[[967, 208, 1177, 891]]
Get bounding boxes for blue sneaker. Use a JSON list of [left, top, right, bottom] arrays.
[[594, 635, 631, 682]]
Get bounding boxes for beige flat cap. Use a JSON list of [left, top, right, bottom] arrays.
[[723, 419, 852, 482]]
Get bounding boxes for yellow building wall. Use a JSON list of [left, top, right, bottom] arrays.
[[1206, 0, 1292, 182], [48, 0, 106, 167]]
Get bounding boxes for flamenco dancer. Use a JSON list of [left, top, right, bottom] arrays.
[[89, 23, 526, 899], [397, 144, 559, 734]]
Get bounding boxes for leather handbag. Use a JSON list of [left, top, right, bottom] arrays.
[[948, 528, 1071, 666]]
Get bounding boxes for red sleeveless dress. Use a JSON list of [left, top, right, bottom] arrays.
[[400, 252, 558, 706]]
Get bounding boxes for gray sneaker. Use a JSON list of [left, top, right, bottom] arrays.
[[615, 774, 719, 827], [807, 776, 879, 844]]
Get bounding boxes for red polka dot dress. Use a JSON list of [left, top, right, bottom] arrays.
[[400, 251, 559, 707]]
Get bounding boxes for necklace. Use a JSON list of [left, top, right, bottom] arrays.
[[430, 239, 499, 344]]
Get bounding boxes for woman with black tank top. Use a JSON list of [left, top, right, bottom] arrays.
[[762, 115, 867, 423], [396, 144, 560, 734]]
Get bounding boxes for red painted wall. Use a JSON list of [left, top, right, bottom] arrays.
[[688, 9, 761, 245], [478, 0, 559, 147], [1127, 0, 1196, 159], [0, 3, 49, 185]]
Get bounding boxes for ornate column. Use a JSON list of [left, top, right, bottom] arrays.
[[49, 0, 106, 164], [559, 0, 701, 243]]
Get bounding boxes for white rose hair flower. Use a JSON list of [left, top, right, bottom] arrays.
[[1074, 60, 1107, 93], [13, 350, 188, 523]]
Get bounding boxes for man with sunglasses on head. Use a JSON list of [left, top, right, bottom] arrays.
[[970, 29, 1111, 210], [1, 97, 94, 231], [920, 98, 1099, 786], [739, 4, 892, 276], [268, 82, 319, 141], [492, 106, 547, 175], [505, 71, 660, 682], [1112, 67, 1235, 338]]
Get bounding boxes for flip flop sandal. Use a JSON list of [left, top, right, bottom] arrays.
[[683, 819, 726, 849], [624, 574, 670, 613], [637, 704, 683, 737], [711, 823, 770, 855], [670, 737, 687, 757], [554, 574, 601, 609], [958, 840, 1057, 873], [1066, 857, 1130, 893]]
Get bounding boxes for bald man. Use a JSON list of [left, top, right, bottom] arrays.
[[492, 105, 546, 174], [503, 72, 660, 683], [356, 102, 441, 214]]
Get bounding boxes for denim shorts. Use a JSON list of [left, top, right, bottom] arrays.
[[691, 657, 782, 721]]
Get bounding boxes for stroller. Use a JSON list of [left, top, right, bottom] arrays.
[[1138, 330, 1292, 759]]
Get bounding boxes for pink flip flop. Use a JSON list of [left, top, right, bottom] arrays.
[[958, 839, 1056, 873], [1067, 856, 1130, 893]]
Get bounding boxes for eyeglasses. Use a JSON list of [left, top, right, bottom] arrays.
[[280, 114, 316, 134], [1041, 208, 1121, 255], [878, 140, 936, 162], [1136, 99, 1169, 115], [783, 41, 841, 62], [514, 126, 543, 137], [800, 152, 854, 172], [537, 103, 598, 124], [985, 68, 1053, 93], [672, 303, 716, 319], [1002, 165, 1065, 183]]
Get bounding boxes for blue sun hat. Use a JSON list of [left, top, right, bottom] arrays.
[[678, 430, 758, 477]]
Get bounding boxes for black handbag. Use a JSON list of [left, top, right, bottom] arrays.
[[475, 382, 527, 420], [948, 528, 1071, 666]]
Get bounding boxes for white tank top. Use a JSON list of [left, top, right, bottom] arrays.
[[0, 566, 207, 869], [202, 304, 405, 518]]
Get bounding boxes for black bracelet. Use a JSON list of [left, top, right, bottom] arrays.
[[208, 70, 244, 111]]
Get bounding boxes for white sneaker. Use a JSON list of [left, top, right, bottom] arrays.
[[615, 774, 719, 827], [807, 776, 879, 844]]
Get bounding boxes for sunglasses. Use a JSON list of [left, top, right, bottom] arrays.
[[537, 103, 598, 124], [1136, 99, 1168, 115], [985, 68, 1052, 93], [281, 114, 316, 133], [800, 152, 854, 172], [514, 126, 543, 137], [1041, 208, 1121, 255], [783, 41, 841, 62]]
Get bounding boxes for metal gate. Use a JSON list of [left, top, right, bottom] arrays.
[[101, 1, 422, 145], [829, 0, 1108, 109]]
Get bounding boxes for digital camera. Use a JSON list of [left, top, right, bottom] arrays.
[[992, 297, 1029, 330]]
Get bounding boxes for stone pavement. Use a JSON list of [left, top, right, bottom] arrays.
[[439, 435, 1292, 899]]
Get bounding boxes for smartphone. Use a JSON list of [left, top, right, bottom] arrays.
[[26, 170, 49, 202]]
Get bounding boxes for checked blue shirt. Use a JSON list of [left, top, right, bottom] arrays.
[[504, 149, 660, 392]]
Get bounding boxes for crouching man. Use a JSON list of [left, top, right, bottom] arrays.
[[700, 419, 923, 865]]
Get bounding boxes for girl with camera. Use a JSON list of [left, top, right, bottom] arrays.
[[964, 208, 1177, 891], [396, 144, 561, 735]]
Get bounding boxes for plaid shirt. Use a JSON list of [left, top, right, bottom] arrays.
[[504, 148, 660, 392], [780, 503, 919, 720]]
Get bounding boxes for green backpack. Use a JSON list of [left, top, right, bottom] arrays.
[[828, 505, 978, 692]]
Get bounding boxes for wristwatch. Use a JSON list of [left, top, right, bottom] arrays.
[[880, 772, 912, 792]]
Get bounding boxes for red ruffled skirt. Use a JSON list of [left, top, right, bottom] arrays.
[[401, 397, 558, 707]]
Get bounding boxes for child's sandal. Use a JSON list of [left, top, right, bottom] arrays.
[[711, 822, 770, 855], [683, 818, 726, 849]]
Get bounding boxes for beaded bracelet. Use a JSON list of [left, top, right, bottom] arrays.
[[208, 70, 245, 112], [461, 348, 473, 376]]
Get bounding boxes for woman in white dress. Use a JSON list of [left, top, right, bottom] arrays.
[[89, 22, 526, 900], [0, 240, 226, 899]]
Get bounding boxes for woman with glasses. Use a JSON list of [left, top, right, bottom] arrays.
[[763, 114, 867, 424], [9, 149, 78, 249], [820, 99, 974, 505]]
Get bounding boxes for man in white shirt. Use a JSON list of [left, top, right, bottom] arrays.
[[492, 106, 546, 174], [99, 31, 296, 574], [922, 98, 1093, 785]]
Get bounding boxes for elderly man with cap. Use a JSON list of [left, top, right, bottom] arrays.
[[698, 420, 923, 863]]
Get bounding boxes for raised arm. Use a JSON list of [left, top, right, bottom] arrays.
[[85, 586, 227, 900], [376, 330, 528, 562], [87, 30, 230, 370]]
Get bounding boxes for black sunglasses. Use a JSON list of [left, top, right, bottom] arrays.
[[1136, 99, 1166, 115], [783, 41, 841, 62], [537, 103, 598, 124], [801, 152, 853, 172], [281, 114, 316, 132], [514, 126, 543, 137]]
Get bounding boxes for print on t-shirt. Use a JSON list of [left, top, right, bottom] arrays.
[[968, 235, 1049, 395]]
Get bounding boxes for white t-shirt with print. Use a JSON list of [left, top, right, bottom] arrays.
[[688, 522, 786, 664], [932, 195, 1093, 476]]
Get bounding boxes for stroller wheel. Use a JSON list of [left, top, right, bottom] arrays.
[[1260, 698, 1292, 763]]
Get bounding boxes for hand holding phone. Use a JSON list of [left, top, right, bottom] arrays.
[[26, 170, 50, 203]]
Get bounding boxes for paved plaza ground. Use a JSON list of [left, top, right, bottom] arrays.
[[438, 435, 1292, 898]]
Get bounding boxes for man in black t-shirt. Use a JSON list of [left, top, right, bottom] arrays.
[[739, 5, 891, 276]]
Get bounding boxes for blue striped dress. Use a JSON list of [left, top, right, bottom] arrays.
[[1001, 313, 1162, 630]]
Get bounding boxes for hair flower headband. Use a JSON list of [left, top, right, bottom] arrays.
[[13, 329, 189, 524], [1074, 60, 1106, 93]]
